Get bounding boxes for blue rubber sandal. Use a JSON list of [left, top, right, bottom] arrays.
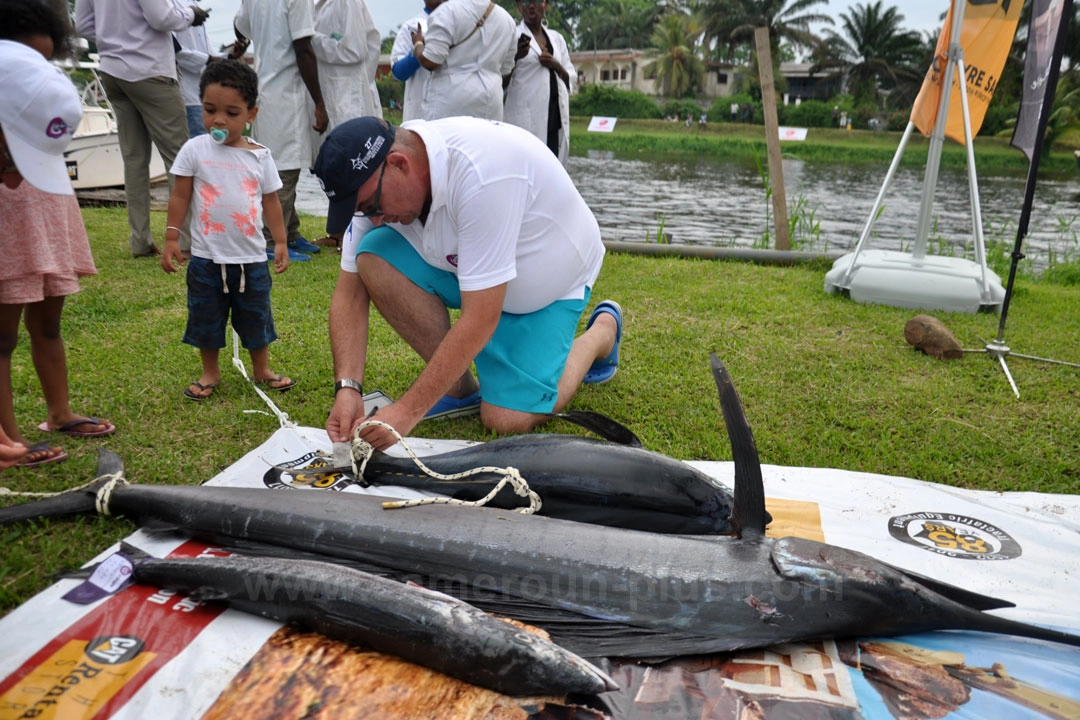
[[583, 300, 622, 385], [423, 391, 482, 420]]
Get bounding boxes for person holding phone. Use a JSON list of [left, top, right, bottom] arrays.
[[502, 0, 574, 165], [410, 0, 516, 121]]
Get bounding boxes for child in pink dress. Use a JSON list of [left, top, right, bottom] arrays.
[[1, 2, 116, 471]]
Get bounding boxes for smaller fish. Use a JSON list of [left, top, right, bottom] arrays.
[[267, 429, 740, 535], [71, 544, 617, 698]]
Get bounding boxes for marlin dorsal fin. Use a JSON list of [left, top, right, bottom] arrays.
[[709, 354, 767, 539]]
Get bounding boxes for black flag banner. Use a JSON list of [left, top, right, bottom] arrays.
[[1010, 0, 1073, 162]]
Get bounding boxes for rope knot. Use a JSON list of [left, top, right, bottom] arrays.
[[347, 420, 541, 515]]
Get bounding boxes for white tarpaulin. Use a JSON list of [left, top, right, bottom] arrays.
[[1, 425, 1078, 719]]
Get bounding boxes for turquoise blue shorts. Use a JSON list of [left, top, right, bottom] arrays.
[[358, 226, 589, 413]]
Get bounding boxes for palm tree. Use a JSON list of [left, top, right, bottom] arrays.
[[811, 1, 925, 107], [718, 0, 833, 56], [644, 13, 707, 97], [578, 0, 663, 50]]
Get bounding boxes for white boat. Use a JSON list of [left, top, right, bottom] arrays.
[[60, 54, 167, 190]]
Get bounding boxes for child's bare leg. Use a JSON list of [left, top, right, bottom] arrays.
[[0, 303, 24, 443], [188, 347, 221, 398], [250, 346, 293, 389]]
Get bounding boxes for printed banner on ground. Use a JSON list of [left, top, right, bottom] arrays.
[[0, 426, 1078, 719]]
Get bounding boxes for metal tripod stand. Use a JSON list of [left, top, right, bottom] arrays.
[[963, 0, 1079, 397]]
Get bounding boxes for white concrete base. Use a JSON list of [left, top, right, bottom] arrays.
[[824, 249, 1005, 314]]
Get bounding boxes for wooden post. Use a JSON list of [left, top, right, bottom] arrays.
[[754, 26, 790, 251]]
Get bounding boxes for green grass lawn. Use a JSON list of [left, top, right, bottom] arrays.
[[2, 197, 1079, 616]]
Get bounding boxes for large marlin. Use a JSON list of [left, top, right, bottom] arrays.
[[6, 356, 1080, 659]]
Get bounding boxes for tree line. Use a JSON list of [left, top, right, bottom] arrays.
[[489, 0, 1079, 129]]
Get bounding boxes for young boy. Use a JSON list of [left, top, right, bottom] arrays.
[[161, 59, 294, 400]]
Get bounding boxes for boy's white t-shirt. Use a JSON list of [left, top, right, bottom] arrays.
[[171, 135, 283, 264]]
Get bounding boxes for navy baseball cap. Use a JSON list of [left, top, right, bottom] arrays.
[[313, 116, 396, 234]]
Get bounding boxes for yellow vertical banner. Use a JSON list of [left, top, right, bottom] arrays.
[[910, 0, 1022, 144]]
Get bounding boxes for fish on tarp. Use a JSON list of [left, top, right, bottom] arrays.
[[66, 544, 615, 698], [7, 410, 741, 536], [11, 355, 1080, 660], [268, 430, 738, 535]]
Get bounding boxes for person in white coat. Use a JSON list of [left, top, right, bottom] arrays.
[[390, 0, 444, 123], [503, 0, 574, 165], [233, 0, 328, 260], [308, 0, 382, 250], [311, 0, 382, 131], [413, 0, 517, 121]]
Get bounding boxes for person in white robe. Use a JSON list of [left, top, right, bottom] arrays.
[[390, 0, 445, 122], [503, 0, 574, 165], [310, 0, 382, 134], [308, 0, 383, 249], [413, 0, 517, 121], [234, 0, 327, 257]]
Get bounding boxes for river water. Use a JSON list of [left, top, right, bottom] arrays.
[[296, 150, 1080, 266]]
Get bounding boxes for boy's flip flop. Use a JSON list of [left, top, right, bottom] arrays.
[[184, 381, 218, 401], [37, 417, 116, 437], [583, 300, 623, 385], [256, 375, 297, 392]]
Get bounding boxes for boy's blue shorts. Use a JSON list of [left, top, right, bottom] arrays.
[[358, 226, 589, 414], [183, 257, 278, 351]]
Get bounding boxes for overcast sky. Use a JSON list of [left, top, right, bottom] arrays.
[[201, 0, 948, 51]]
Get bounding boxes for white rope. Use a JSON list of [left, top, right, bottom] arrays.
[[94, 473, 128, 516], [0, 471, 126, 506], [348, 420, 542, 514], [232, 329, 296, 429]]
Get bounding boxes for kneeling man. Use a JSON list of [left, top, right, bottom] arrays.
[[315, 116, 623, 450]]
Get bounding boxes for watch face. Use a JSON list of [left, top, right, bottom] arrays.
[[336, 379, 363, 394]]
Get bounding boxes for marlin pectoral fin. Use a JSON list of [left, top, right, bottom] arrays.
[[138, 517, 186, 534], [183, 585, 232, 603], [709, 353, 767, 539], [546, 410, 644, 448]]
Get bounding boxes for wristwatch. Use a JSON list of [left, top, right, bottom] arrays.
[[334, 378, 363, 396]]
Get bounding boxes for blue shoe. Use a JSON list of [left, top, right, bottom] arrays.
[[266, 247, 310, 262], [423, 391, 481, 420], [583, 300, 622, 385], [289, 236, 321, 254]]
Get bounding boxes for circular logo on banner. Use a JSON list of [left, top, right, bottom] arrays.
[[262, 453, 361, 492], [888, 511, 1022, 560]]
